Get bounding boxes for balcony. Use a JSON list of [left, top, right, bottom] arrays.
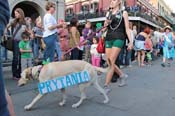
[[160, 12, 173, 24], [128, 11, 164, 28], [65, 9, 164, 28], [65, 11, 106, 22]]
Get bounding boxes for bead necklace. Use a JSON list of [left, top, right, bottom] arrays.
[[110, 10, 122, 31]]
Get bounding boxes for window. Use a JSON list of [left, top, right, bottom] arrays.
[[91, 4, 93, 9], [66, 8, 73, 15], [94, 2, 98, 8]]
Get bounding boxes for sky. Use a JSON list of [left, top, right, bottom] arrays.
[[163, 0, 175, 12]]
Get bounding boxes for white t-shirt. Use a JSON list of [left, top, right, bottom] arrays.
[[154, 31, 163, 43], [43, 13, 57, 37], [90, 44, 101, 57]]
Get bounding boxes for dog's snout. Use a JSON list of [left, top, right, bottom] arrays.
[[18, 78, 27, 87], [18, 83, 25, 87]]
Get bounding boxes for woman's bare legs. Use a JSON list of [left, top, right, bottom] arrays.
[[5, 90, 15, 116], [141, 50, 145, 66], [137, 51, 141, 66], [105, 47, 126, 86], [105, 47, 121, 86]]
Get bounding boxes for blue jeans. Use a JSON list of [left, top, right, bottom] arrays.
[[71, 48, 79, 60], [55, 41, 62, 61], [12, 40, 21, 78], [118, 48, 125, 65], [32, 39, 39, 59], [125, 48, 132, 66], [0, 38, 10, 116], [43, 33, 57, 62], [0, 45, 8, 61], [118, 46, 132, 66], [119, 46, 132, 65]]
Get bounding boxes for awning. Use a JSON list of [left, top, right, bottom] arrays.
[[91, 0, 99, 3], [82, 1, 90, 6], [66, 5, 74, 9]]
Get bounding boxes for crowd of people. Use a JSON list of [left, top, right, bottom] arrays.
[[1, 0, 175, 115]]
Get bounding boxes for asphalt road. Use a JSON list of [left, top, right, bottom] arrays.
[[3, 58, 175, 116]]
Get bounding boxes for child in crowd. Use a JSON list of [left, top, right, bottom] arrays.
[[19, 32, 33, 74], [82, 21, 94, 62], [145, 34, 153, 65], [31, 16, 44, 64], [90, 36, 101, 67]]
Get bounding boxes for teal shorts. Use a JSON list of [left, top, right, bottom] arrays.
[[105, 39, 124, 48]]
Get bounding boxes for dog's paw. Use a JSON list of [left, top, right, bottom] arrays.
[[72, 104, 79, 108], [59, 102, 65, 107], [24, 105, 32, 111], [103, 99, 109, 104]]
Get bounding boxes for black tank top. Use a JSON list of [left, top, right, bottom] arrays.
[[106, 11, 127, 41]]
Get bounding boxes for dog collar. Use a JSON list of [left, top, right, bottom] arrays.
[[29, 68, 34, 80], [29, 65, 43, 80]]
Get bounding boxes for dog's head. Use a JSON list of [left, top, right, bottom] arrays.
[[18, 65, 43, 87]]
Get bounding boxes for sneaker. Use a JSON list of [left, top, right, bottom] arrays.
[[140, 64, 145, 67], [167, 63, 171, 67], [12, 77, 20, 80], [118, 74, 128, 87], [161, 63, 165, 67], [103, 85, 111, 94], [120, 65, 125, 69], [111, 73, 119, 83]]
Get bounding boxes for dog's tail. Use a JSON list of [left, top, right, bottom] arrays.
[[94, 58, 112, 73]]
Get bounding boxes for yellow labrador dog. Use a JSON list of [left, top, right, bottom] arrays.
[[18, 60, 111, 110]]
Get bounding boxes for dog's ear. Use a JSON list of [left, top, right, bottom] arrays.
[[31, 65, 42, 79]]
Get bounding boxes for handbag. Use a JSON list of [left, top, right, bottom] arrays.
[[1, 36, 13, 51], [1, 24, 22, 51], [96, 38, 105, 53]]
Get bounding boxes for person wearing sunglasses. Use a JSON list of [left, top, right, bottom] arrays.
[[104, 0, 133, 93]]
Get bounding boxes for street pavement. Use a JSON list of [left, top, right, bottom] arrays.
[[3, 58, 175, 116]]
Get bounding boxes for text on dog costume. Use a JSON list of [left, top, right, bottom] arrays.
[[38, 70, 91, 94]]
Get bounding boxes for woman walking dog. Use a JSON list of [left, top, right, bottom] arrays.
[[104, 0, 133, 93]]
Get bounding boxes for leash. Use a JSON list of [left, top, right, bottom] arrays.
[[63, 26, 107, 56]]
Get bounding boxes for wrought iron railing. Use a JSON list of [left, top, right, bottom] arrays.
[[65, 10, 165, 27], [65, 11, 106, 22], [128, 11, 164, 27], [160, 12, 173, 24]]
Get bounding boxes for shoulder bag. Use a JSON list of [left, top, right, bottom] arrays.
[[96, 38, 105, 53], [1, 24, 22, 51]]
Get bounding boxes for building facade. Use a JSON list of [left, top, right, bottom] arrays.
[[157, 0, 174, 25], [65, 0, 174, 30], [9, 0, 65, 21]]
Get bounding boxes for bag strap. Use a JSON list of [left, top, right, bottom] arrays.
[[12, 24, 22, 39], [164, 33, 171, 43]]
